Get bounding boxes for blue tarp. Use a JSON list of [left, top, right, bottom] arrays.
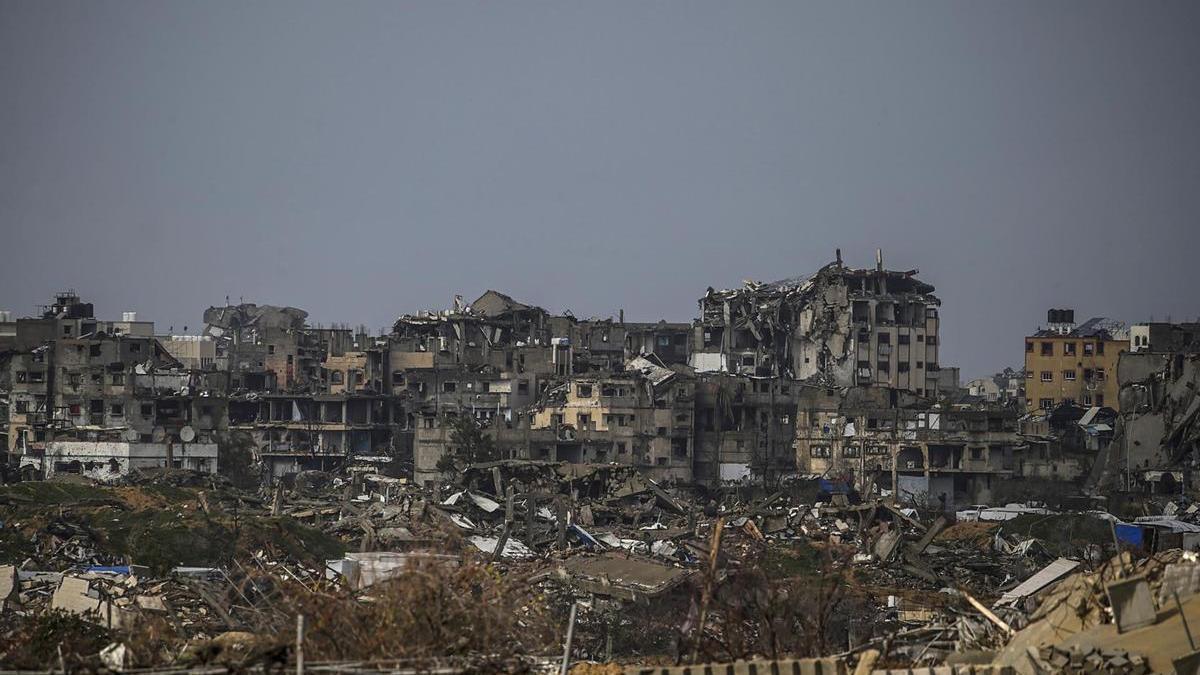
[[1115, 523, 1144, 547]]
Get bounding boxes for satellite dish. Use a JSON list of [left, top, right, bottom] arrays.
[[179, 426, 196, 443], [123, 429, 140, 442], [152, 427, 166, 443]]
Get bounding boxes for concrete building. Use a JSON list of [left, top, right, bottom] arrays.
[[793, 386, 1020, 509], [1024, 310, 1129, 411], [39, 440, 218, 481], [693, 251, 941, 396]]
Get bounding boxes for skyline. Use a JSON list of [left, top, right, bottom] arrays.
[[3, 1, 1199, 380]]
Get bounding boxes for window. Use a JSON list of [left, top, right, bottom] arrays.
[[110, 403, 124, 417], [517, 380, 529, 395], [577, 414, 591, 429], [68, 403, 81, 416], [90, 400, 104, 414], [1041, 342, 1053, 356], [866, 445, 889, 456], [1081, 393, 1092, 405], [63, 325, 72, 336], [656, 426, 667, 436], [1083, 342, 1095, 356], [1063, 370, 1076, 381], [970, 447, 984, 461], [898, 334, 910, 345], [15, 371, 26, 383], [1083, 368, 1093, 380], [89, 344, 102, 357], [129, 342, 140, 353], [15, 401, 29, 414], [1040, 371, 1053, 382], [927, 336, 938, 346], [442, 381, 456, 393], [330, 371, 344, 384], [1096, 394, 1105, 406], [1096, 368, 1106, 381], [843, 445, 860, 458], [551, 413, 563, 426], [876, 361, 889, 374], [1025, 341, 1034, 353], [877, 333, 890, 344], [111, 373, 125, 385], [141, 403, 153, 416], [657, 336, 671, 347], [91, 373, 102, 384], [68, 373, 81, 386], [577, 384, 592, 397], [810, 445, 832, 458], [268, 345, 276, 354], [1064, 342, 1077, 356], [917, 335, 925, 342], [741, 355, 755, 367], [616, 442, 627, 454], [1097, 341, 1105, 355], [898, 362, 910, 373], [1039, 398, 1054, 409]]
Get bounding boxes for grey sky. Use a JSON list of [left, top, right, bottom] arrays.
[[2, 1, 1198, 379]]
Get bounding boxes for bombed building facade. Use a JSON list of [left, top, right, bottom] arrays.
[[0, 255, 1053, 506]]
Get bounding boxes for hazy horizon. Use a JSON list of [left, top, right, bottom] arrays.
[[3, 1, 1199, 381]]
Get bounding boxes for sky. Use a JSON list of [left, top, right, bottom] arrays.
[[2, 1, 1199, 380]]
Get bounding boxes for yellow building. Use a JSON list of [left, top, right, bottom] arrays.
[[1024, 311, 1128, 411]]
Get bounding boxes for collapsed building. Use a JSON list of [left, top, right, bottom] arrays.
[[1092, 329, 1200, 493], [693, 250, 942, 395], [4, 292, 225, 480]]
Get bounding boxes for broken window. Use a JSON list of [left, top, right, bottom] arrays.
[[876, 361, 889, 374], [111, 373, 124, 385], [129, 342, 140, 353], [917, 334, 925, 342], [616, 441, 627, 454], [970, 447, 984, 461], [442, 381, 456, 393], [90, 399, 104, 414], [926, 336, 938, 346], [68, 403, 81, 416], [551, 413, 563, 426], [517, 380, 529, 395], [1025, 341, 1034, 353], [330, 371, 344, 385], [15, 401, 30, 414], [577, 384, 592, 397], [577, 414, 591, 429], [1041, 342, 1053, 356], [141, 403, 153, 416], [1083, 368, 1093, 380], [877, 332, 890, 344], [741, 355, 755, 367], [1064, 342, 1077, 356], [110, 403, 123, 417], [898, 334, 910, 345], [268, 345, 276, 354], [1097, 341, 1105, 355], [656, 426, 667, 436], [1096, 394, 1105, 406], [90, 344, 101, 357], [898, 362, 910, 373], [1040, 371, 1053, 382], [1083, 342, 1095, 356]]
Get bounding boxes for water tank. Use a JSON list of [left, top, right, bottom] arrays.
[[122, 311, 138, 322]]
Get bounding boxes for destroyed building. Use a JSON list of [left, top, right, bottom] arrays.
[[794, 386, 1021, 508], [693, 250, 942, 396], [4, 293, 226, 480], [1094, 327, 1200, 493]]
